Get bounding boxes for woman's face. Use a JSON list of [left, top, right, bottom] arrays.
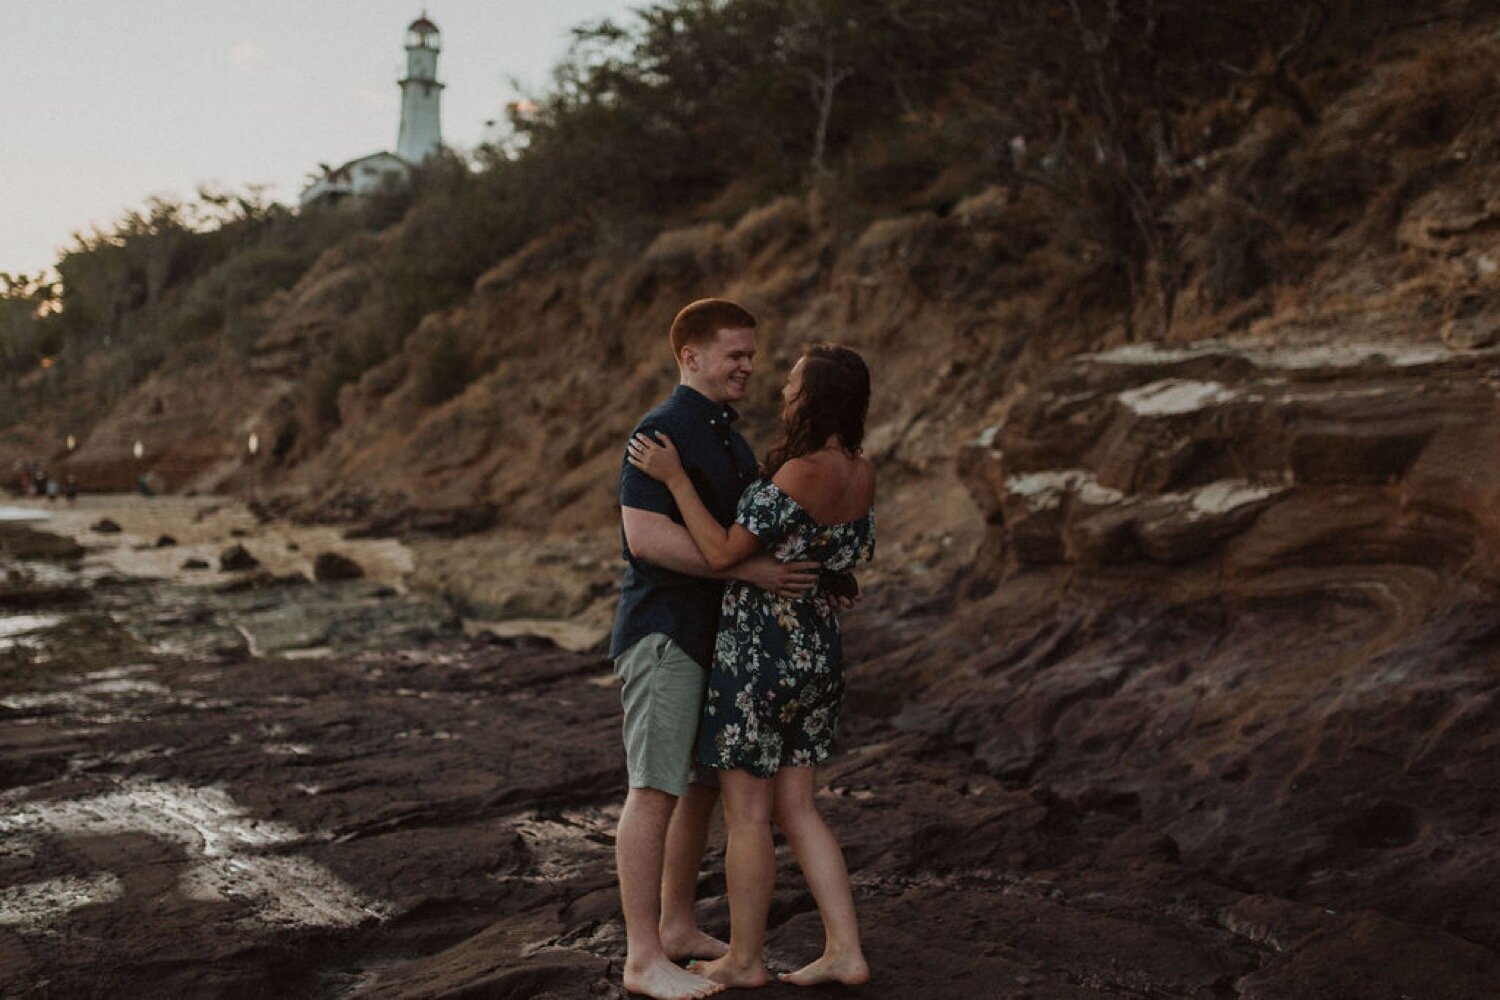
[[780, 357, 806, 421]]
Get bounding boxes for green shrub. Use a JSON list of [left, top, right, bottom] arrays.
[[415, 326, 494, 407]]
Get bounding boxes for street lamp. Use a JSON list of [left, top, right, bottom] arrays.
[[247, 432, 260, 506], [132, 440, 146, 497]]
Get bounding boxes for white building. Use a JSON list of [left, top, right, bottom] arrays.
[[298, 152, 412, 209], [301, 15, 444, 210]]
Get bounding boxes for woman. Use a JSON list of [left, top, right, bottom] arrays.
[[626, 344, 876, 989]]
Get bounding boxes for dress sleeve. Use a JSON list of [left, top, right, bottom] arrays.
[[734, 481, 796, 549]]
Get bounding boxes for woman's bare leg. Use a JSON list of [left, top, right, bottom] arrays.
[[771, 766, 869, 986], [692, 769, 774, 988]]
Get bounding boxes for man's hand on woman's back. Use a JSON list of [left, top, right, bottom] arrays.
[[822, 571, 860, 610], [733, 553, 819, 600]]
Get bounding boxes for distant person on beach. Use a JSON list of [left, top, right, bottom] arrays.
[[628, 343, 875, 990], [610, 298, 823, 1000], [64, 476, 78, 505]]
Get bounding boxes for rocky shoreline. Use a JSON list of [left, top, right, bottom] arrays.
[[2, 529, 1496, 998], [3, 339, 1499, 998]]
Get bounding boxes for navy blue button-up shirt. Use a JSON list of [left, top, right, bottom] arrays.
[[610, 384, 759, 669]]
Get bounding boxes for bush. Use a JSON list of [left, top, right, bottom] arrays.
[[415, 327, 480, 406]]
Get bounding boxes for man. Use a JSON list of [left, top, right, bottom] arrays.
[[611, 298, 819, 1000]]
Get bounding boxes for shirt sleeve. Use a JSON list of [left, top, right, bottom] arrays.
[[734, 481, 794, 549], [619, 421, 677, 517]]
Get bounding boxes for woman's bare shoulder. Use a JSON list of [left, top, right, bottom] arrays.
[[773, 453, 875, 513], [771, 456, 824, 494]]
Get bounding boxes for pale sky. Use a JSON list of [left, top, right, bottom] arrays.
[[0, 1, 638, 277]]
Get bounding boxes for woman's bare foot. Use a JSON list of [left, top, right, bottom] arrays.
[[690, 955, 769, 988], [661, 924, 730, 962], [779, 952, 870, 987], [623, 957, 725, 999]]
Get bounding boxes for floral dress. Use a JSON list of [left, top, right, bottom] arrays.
[[696, 479, 876, 778]]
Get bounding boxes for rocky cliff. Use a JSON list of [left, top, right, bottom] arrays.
[[25, 22, 1496, 569]]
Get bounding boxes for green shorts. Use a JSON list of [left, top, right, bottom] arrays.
[[615, 633, 711, 797]]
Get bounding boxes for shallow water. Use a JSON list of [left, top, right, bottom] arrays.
[[0, 615, 62, 639], [0, 779, 388, 933], [0, 614, 63, 652]]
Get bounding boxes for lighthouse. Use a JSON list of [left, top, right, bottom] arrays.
[[300, 14, 446, 210], [396, 15, 444, 163]]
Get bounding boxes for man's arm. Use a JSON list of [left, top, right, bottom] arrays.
[[622, 507, 818, 597], [623, 507, 719, 577]]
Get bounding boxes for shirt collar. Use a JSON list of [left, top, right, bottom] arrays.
[[673, 383, 740, 426]]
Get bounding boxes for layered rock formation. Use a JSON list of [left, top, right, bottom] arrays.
[[963, 341, 1500, 579]]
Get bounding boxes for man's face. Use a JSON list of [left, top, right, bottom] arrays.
[[683, 327, 756, 404]]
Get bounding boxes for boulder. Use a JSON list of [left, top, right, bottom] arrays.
[[218, 544, 260, 572], [1442, 312, 1499, 350], [313, 552, 365, 582]]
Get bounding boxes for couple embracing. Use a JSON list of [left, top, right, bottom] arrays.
[[609, 298, 876, 998]]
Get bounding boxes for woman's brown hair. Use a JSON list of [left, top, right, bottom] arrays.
[[762, 344, 871, 478]]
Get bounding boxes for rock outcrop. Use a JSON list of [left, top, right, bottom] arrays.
[[962, 340, 1500, 580]]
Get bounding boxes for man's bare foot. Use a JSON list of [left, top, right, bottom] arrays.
[[623, 957, 726, 999], [690, 955, 769, 988], [779, 952, 870, 987], [661, 925, 730, 962]]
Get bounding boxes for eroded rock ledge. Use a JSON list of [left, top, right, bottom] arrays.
[[962, 341, 1500, 578]]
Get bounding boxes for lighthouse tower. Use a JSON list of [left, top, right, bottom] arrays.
[[396, 15, 444, 163]]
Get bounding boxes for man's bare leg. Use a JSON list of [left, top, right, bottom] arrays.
[[771, 767, 870, 987], [618, 786, 725, 999], [661, 781, 730, 961]]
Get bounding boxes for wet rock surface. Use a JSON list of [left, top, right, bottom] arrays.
[[3, 575, 1496, 998]]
